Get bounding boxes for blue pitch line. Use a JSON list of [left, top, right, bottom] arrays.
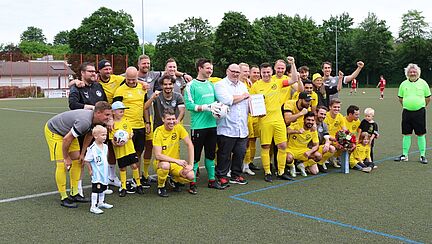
[[230, 196, 423, 244], [229, 151, 430, 244]]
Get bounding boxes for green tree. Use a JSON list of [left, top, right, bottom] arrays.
[[69, 7, 139, 65], [254, 14, 324, 71], [138, 43, 155, 61], [395, 10, 432, 82], [353, 12, 394, 85], [154, 17, 214, 75], [398, 10, 431, 42], [213, 11, 265, 75], [53, 30, 70, 45], [18, 41, 50, 55], [20, 26, 46, 43]]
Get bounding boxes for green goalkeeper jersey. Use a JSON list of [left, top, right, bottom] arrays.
[[184, 79, 217, 129]]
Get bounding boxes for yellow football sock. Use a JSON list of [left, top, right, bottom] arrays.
[[143, 159, 151, 178], [277, 148, 287, 176], [244, 145, 251, 164], [261, 147, 271, 174], [157, 168, 169, 188], [69, 160, 81, 196], [132, 168, 141, 186], [249, 140, 256, 163], [120, 170, 127, 189], [55, 162, 68, 200], [319, 151, 334, 165], [173, 175, 192, 184]]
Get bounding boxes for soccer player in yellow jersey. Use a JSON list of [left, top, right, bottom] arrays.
[[324, 98, 347, 168], [250, 58, 298, 182], [291, 81, 319, 113], [344, 105, 361, 135], [110, 101, 144, 196], [113, 67, 148, 181], [286, 112, 321, 177], [153, 108, 195, 197], [272, 59, 304, 103], [97, 60, 126, 104], [238, 63, 257, 175], [283, 91, 312, 126], [243, 65, 261, 173]]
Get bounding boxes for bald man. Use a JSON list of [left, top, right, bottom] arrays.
[[113, 67, 148, 191], [215, 64, 250, 185]]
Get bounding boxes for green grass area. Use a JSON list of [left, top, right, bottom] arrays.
[[0, 88, 431, 243]]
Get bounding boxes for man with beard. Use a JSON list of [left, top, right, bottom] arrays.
[[145, 74, 185, 129], [321, 61, 364, 106], [395, 63, 430, 164], [291, 81, 318, 113], [286, 112, 322, 177], [137, 55, 191, 185], [315, 106, 336, 173], [283, 92, 312, 126]]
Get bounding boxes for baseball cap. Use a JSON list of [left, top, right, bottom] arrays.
[[111, 101, 129, 110], [298, 92, 313, 102], [98, 59, 111, 70], [312, 73, 322, 81]]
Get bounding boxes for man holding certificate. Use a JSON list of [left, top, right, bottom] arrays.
[[250, 57, 298, 182]]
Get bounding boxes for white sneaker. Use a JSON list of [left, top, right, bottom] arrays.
[[322, 163, 328, 170], [297, 163, 307, 177], [227, 170, 231, 178], [289, 165, 296, 178], [108, 177, 121, 187], [104, 189, 113, 195], [90, 206, 104, 214], [98, 202, 113, 209], [361, 167, 372, 173], [243, 168, 256, 176]]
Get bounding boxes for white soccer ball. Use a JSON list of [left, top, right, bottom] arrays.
[[113, 130, 129, 146], [211, 102, 230, 119], [362, 91, 366, 94]]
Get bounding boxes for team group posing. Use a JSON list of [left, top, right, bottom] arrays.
[[44, 54, 430, 214]]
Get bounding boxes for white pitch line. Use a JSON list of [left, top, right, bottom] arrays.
[[0, 108, 58, 115], [0, 157, 261, 204]]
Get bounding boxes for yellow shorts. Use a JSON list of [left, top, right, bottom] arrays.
[[287, 147, 309, 162], [260, 120, 287, 145], [153, 160, 188, 178], [248, 116, 260, 138], [44, 124, 80, 161], [145, 116, 154, 141]]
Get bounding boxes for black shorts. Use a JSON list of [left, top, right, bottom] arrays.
[[191, 127, 217, 162], [132, 128, 146, 154], [402, 108, 426, 135], [92, 183, 107, 193], [117, 153, 139, 168]]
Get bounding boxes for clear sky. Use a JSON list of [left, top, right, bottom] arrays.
[[1, 0, 430, 45]]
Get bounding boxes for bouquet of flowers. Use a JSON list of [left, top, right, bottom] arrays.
[[335, 129, 356, 150]]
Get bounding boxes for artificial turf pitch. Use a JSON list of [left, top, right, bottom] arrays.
[[0, 88, 430, 243]]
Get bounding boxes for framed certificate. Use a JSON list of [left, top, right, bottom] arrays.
[[249, 94, 266, 116]]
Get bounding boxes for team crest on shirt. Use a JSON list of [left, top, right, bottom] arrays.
[[96, 90, 102, 97], [318, 127, 323, 133], [171, 101, 177, 107], [352, 125, 356, 130], [271, 84, 277, 90], [122, 124, 128, 130], [334, 121, 340, 127], [306, 134, 311, 140], [171, 133, 177, 140], [84, 91, 89, 99]]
